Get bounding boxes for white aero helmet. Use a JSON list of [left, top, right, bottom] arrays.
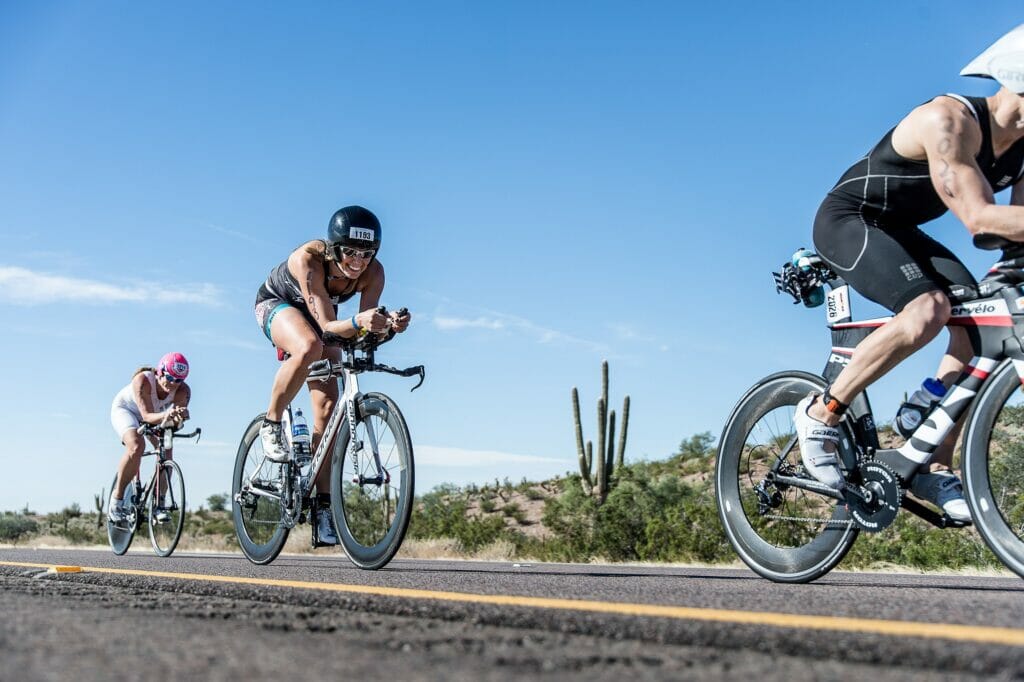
[[960, 24, 1024, 94]]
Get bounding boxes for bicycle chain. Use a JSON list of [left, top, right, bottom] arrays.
[[761, 514, 853, 527]]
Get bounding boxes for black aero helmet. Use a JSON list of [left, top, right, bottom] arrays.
[[327, 205, 381, 259]]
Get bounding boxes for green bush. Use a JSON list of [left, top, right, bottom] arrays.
[[0, 515, 38, 544], [207, 494, 228, 512], [410, 487, 508, 552]]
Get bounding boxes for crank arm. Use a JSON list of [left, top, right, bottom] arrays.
[[770, 474, 846, 501], [901, 496, 972, 528], [236, 482, 283, 503]]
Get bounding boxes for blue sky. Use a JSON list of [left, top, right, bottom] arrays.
[[1, 2, 1021, 512]]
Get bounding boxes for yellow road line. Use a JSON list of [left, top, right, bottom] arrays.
[[2, 560, 1023, 647]]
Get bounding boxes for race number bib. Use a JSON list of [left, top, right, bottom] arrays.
[[349, 227, 375, 242]]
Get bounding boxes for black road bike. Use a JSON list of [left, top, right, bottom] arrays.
[[107, 422, 201, 557], [232, 308, 424, 569], [716, 235, 1024, 583]]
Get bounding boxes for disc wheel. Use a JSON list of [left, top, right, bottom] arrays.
[[962, 360, 1024, 579], [331, 392, 414, 570], [232, 414, 290, 565], [107, 473, 139, 556], [148, 460, 186, 557], [716, 371, 860, 583]]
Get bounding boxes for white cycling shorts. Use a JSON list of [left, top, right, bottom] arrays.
[[111, 405, 141, 441]]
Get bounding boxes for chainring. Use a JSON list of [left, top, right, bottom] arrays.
[[846, 460, 902, 532]]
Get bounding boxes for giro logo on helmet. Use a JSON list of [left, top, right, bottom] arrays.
[[994, 67, 1024, 85], [961, 25, 1024, 94], [349, 227, 375, 242]]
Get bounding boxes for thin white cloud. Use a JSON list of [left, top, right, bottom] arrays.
[[193, 439, 236, 455], [433, 315, 506, 331], [0, 266, 223, 307], [185, 330, 265, 352], [205, 222, 270, 247], [431, 306, 609, 354], [416, 445, 562, 467]]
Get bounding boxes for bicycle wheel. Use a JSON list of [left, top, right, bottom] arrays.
[[148, 459, 186, 557], [331, 392, 414, 570], [107, 473, 139, 555], [716, 371, 860, 583], [232, 414, 290, 565], [962, 360, 1024, 579]]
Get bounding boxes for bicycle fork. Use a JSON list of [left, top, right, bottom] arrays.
[[344, 379, 389, 488]]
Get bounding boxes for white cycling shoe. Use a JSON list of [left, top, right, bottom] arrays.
[[260, 420, 291, 463], [911, 470, 971, 521], [108, 500, 127, 524], [793, 394, 845, 489]]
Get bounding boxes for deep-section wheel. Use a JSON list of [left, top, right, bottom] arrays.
[[107, 473, 139, 556], [331, 392, 414, 570], [716, 371, 860, 583], [148, 459, 186, 557], [962, 360, 1024, 579], [232, 414, 290, 565]]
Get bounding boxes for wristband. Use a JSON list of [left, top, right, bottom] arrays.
[[821, 385, 849, 416], [350, 315, 361, 331]]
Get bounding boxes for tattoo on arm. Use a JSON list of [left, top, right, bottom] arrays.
[[305, 270, 320, 321], [938, 159, 957, 199], [935, 117, 958, 200]]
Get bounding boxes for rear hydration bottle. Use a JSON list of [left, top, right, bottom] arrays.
[[291, 408, 312, 465], [894, 378, 947, 438]]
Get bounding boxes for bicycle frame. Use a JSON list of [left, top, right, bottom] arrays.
[[239, 337, 422, 526], [815, 263, 1024, 488], [124, 426, 198, 518]]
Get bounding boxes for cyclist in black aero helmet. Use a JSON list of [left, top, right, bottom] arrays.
[[793, 25, 1024, 522], [253, 205, 411, 544]]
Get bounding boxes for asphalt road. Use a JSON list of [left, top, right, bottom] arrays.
[[2, 547, 1023, 681]]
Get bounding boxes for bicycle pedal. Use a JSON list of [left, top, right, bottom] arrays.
[[941, 515, 972, 529]]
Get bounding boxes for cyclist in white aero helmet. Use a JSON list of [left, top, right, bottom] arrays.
[[793, 25, 1024, 522], [960, 24, 1024, 94]]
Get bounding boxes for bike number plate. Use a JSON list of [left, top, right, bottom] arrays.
[[826, 286, 850, 324]]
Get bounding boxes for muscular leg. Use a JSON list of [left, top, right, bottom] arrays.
[[311, 346, 342, 494], [266, 308, 324, 421], [929, 325, 973, 470], [114, 431, 146, 500], [808, 290, 951, 425]]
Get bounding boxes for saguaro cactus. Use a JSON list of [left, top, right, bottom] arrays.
[[94, 488, 105, 529], [572, 360, 630, 502]]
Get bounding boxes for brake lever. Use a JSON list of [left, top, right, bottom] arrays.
[[409, 365, 425, 392]]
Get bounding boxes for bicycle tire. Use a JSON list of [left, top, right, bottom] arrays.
[[962, 359, 1024, 579], [716, 371, 860, 583], [232, 414, 290, 565], [330, 392, 414, 570], [107, 473, 139, 555], [148, 459, 186, 557]]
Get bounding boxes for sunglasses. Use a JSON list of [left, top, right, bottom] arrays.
[[338, 246, 376, 260], [161, 373, 184, 383]]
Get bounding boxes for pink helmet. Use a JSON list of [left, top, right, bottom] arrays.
[[157, 352, 189, 381]]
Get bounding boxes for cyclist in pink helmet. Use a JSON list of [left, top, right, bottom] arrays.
[[108, 352, 191, 523]]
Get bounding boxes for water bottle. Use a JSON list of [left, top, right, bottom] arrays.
[[894, 378, 947, 438], [791, 248, 824, 308], [291, 408, 311, 463]]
